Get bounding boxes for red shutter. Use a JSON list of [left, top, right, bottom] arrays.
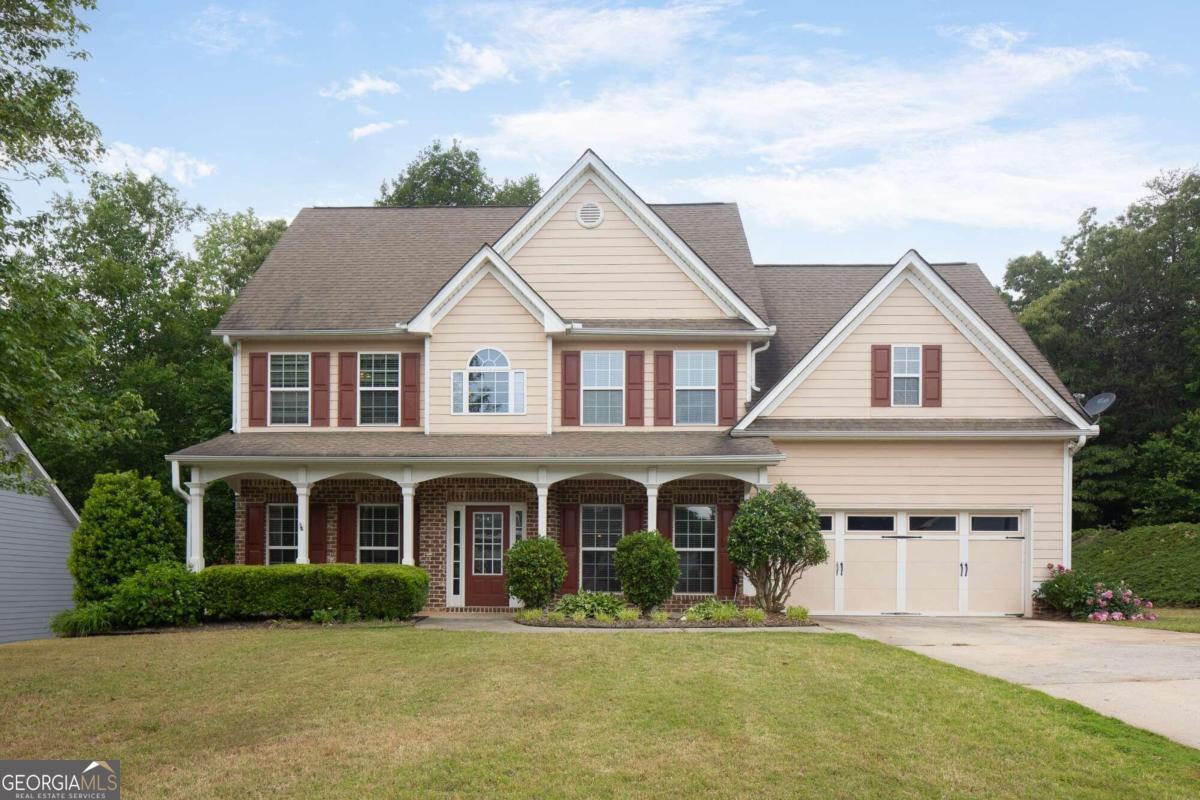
[[624, 503, 644, 534], [717, 504, 736, 599], [248, 353, 268, 427], [871, 345, 891, 407], [560, 503, 579, 593], [922, 344, 942, 407], [245, 502, 265, 564], [653, 351, 673, 426], [718, 349, 737, 425], [309, 503, 328, 564], [561, 350, 580, 424], [311, 352, 330, 426], [657, 504, 672, 544], [625, 351, 644, 426], [402, 352, 421, 427], [337, 503, 357, 563], [338, 352, 357, 427]]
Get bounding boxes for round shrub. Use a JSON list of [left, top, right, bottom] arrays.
[[728, 483, 827, 612], [106, 561, 202, 629], [69, 471, 184, 602], [613, 531, 679, 614], [504, 537, 568, 609]]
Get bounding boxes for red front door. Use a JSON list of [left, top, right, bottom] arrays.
[[465, 506, 509, 607]]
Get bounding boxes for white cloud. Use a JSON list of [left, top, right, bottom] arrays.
[[98, 142, 216, 185], [939, 22, 1028, 51], [319, 72, 401, 101], [186, 5, 289, 56], [793, 22, 842, 36], [349, 120, 405, 141], [429, 2, 729, 91]]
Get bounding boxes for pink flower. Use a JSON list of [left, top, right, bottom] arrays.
[[1111, 612, 1124, 621], [1056, 564, 1065, 571], [1148, 613, 1158, 621], [1133, 598, 1142, 607], [1093, 611, 1110, 622], [1145, 601, 1153, 609], [1098, 598, 1107, 608], [1102, 590, 1114, 600]]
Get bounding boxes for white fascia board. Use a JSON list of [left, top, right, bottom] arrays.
[[560, 325, 775, 340], [736, 249, 1092, 431], [407, 245, 567, 334], [732, 427, 1101, 440], [167, 452, 786, 465], [212, 327, 408, 338], [1, 416, 80, 524], [493, 151, 769, 329]]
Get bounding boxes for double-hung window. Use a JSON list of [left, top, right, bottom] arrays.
[[358, 504, 401, 563], [580, 505, 624, 592], [582, 351, 624, 425], [891, 346, 921, 407], [269, 354, 309, 425], [267, 504, 298, 564], [359, 353, 400, 425], [674, 505, 716, 593], [674, 350, 717, 424], [452, 348, 526, 414]]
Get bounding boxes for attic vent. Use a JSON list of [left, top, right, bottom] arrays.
[[576, 201, 604, 228]]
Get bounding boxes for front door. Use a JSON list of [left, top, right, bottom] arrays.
[[465, 506, 509, 607]]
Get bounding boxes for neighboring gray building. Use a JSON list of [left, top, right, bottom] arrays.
[[0, 418, 78, 643]]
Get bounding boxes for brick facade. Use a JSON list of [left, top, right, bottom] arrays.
[[233, 475, 748, 611]]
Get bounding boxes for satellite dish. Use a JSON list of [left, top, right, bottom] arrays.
[[1083, 392, 1116, 417]]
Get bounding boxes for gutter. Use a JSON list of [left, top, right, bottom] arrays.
[[731, 426, 1101, 440], [211, 325, 410, 338], [749, 340, 771, 392], [166, 452, 785, 465], [562, 323, 776, 340]]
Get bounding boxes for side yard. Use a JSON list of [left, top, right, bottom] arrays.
[[1, 627, 1197, 799]]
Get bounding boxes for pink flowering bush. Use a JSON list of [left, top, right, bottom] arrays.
[[1035, 564, 1157, 621]]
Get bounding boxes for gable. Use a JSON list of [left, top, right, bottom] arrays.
[[506, 180, 727, 320], [765, 278, 1047, 419]]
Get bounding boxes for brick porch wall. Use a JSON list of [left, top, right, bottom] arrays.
[[233, 475, 748, 611]]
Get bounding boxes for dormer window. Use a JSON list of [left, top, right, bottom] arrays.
[[891, 346, 921, 407], [452, 348, 526, 414]]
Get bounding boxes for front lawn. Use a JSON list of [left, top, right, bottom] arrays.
[[1116, 607, 1200, 634], [1074, 523, 1200, 607], [1, 628, 1197, 798]]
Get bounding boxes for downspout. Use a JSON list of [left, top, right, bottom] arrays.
[[749, 340, 771, 392], [1062, 433, 1087, 569], [171, 460, 189, 502]]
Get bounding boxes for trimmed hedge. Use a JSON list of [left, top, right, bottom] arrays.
[[1074, 524, 1200, 607], [197, 564, 429, 621]]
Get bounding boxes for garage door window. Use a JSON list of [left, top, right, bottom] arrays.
[[971, 515, 1020, 533], [818, 515, 832, 533], [847, 515, 895, 532], [909, 515, 956, 532]]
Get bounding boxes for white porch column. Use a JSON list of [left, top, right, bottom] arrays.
[[295, 483, 311, 564], [536, 485, 549, 538], [186, 482, 205, 572], [402, 485, 416, 565], [646, 485, 659, 531]]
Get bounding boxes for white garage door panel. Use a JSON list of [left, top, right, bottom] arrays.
[[843, 539, 897, 612], [968, 540, 1024, 614], [787, 538, 836, 611], [905, 540, 960, 613]]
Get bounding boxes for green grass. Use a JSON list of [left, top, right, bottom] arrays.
[[1074, 523, 1200, 607], [1115, 607, 1200, 634], [1, 627, 1197, 799]]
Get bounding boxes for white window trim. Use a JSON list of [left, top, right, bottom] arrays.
[[267, 352, 311, 427], [672, 503, 717, 595], [580, 503, 625, 593], [357, 352, 403, 427], [581, 350, 625, 427], [450, 347, 528, 416], [672, 349, 718, 426], [890, 344, 922, 408], [356, 503, 402, 564], [266, 502, 299, 565]]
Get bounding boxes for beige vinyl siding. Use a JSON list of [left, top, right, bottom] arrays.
[[508, 180, 728, 319], [238, 337, 422, 433], [768, 440, 1065, 585], [768, 278, 1046, 418], [428, 273, 547, 433], [551, 340, 746, 431]]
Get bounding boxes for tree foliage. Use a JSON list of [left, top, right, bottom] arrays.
[[376, 139, 541, 207], [727, 484, 828, 612]]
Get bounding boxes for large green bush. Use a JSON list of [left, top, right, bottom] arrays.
[[613, 531, 679, 614], [728, 483, 827, 612], [505, 537, 568, 609], [197, 564, 428, 621], [69, 471, 184, 602], [1074, 523, 1200, 607], [106, 561, 202, 629]]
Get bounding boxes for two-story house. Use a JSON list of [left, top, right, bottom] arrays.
[[169, 151, 1097, 615]]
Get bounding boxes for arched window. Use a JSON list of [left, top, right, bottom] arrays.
[[452, 348, 526, 415]]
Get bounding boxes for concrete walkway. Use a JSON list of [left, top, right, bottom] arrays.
[[818, 616, 1200, 749]]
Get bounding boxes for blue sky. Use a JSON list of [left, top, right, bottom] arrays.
[[20, 0, 1200, 283]]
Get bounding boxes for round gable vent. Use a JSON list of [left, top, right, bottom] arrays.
[[576, 201, 604, 228]]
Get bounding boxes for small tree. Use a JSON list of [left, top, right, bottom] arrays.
[[505, 537, 568, 609], [727, 484, 828, 612], [613, 531, 679, 615], [68, 471, 184, 602]]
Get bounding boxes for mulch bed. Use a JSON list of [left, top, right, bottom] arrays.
[[516, 614, 817, 629]]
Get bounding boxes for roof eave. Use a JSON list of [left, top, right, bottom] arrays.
[[167, 452, 785, 465], [731, 426, 1100, 440]]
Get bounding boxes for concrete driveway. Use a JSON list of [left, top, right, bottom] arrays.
[[819, 616, 1200, 749]]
